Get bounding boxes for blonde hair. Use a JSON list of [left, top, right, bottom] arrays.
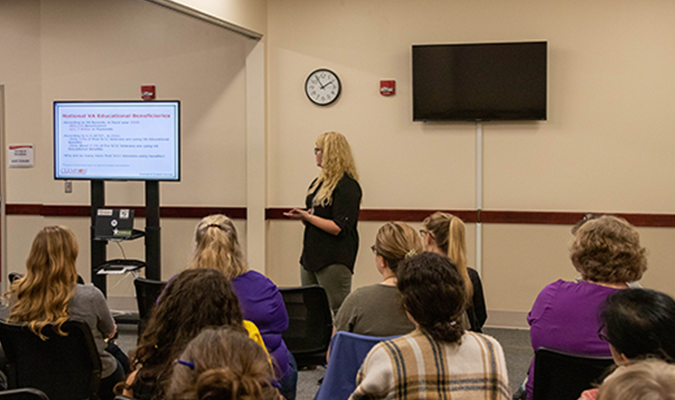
[[7, 226, 79, 339], [570, 215, 647, 283], [308, 131, 359, 207], [373, 222, 424, 273], [597, 359, 675, 400], [188, 215, 247, 279], [423, 212, 473, 297], [167, 327, 278, 400]]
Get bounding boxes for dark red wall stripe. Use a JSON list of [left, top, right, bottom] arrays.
[[6, 204, 246, 219], [6, 204, 675, 227]]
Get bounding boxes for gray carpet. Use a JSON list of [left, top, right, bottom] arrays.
[[117, 325, 532, 399]]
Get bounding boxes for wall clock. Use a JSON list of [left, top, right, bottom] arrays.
[[305, 68, 341, 106]]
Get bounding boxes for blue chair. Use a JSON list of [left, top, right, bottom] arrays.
[[314, 331, 400, 400]]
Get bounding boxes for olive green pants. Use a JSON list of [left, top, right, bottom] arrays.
[[301, 264, 352, 315]]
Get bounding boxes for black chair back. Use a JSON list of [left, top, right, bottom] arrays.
[[533, 347, 615, 400], [279, 285, 333, 368], [0, 320, 101, 400], [133, 277, 167, 336], [0, 388, 50, 400]]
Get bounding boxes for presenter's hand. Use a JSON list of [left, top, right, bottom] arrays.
[[284, 208, 311, 221]]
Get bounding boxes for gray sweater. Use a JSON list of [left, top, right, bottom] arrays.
[[69, 284, 117, 377]]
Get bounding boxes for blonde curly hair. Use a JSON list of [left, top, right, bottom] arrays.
[[308, 131, 359, 207], [570, 215, 647, 283]]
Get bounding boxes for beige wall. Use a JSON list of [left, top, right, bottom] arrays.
[[4, 0, 675, 328], [265, 0, 675, 327], [0, 0, 251, 297], [169, 0, 267, 36]]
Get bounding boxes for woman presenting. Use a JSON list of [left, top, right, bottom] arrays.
[[285, 131, 362, 314]]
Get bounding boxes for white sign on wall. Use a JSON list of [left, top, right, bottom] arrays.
[[8, 144, 34, 168]]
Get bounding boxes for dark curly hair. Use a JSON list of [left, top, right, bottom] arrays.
[[570, 215, 647, 283], [130, 269, 245, 399], [397, 252, 466, 343]]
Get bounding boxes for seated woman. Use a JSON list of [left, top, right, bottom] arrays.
[[421, 212, 487, 332], [188, 214, 296, 400], [166, 327, 280, 400], [125, 268, 258, 400], [5, 226, 124, 400], [596, 359, 675, 400], [350, 252, 509, 400], [579, 288, 675, 400], [334, 221, 422, 337], [525, 215, 647, 400]]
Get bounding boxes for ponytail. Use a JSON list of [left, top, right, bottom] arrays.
[[447, 217, 473, 298], [427, 319, 464, 344], [423, 212, 474, 299]]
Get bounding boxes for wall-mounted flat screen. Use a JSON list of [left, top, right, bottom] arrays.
[[54, 101, 180, 181], [413, 41, 547, 121]]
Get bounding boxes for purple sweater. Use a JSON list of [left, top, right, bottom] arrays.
[[525, 280, 619, 400], [231, 271, 290, 379]]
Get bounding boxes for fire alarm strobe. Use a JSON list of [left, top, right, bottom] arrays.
[[141, 85, 156, 101], [380, 80, 395, 96]]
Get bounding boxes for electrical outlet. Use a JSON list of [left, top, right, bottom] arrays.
[[65, 180, 72, 193]]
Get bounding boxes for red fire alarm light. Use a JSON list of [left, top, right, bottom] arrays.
[[380, 80, 395, 96], [141, 85, 156, 101]]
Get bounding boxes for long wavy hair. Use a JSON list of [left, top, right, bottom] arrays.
[[167, 328, 278, 400], [7, 226, 79, 339], [308, 131, 359, 207], [188, 215, 247, 279], [423, 212, 474, 297], [131, 269, 245, 400]]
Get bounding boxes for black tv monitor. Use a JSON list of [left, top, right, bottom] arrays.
[[412, 41, 547, 121], [54, 100, 180, 181]]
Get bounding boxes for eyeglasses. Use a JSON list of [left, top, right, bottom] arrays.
[[314, 147, 322, 154], [571, 213, 601, 234], [370, 245, 378, 255], [597, 324, 611, 344], [419, 229, 432, 238]]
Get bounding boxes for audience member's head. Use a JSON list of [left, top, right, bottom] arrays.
[[167, 327, 279, 400], [132, 269, 245, 398], [397, 252, 466, 343], [570, 215, 647, 284], [8, 225, 79, 337], [422, 212, 473, 296], [599, 288, 675, 365], [372, 222, 423, 276], [189, 214, 247, 279], [596, 359, 675, 400]]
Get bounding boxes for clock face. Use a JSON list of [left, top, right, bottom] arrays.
[[305, 69, 341, 106]]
